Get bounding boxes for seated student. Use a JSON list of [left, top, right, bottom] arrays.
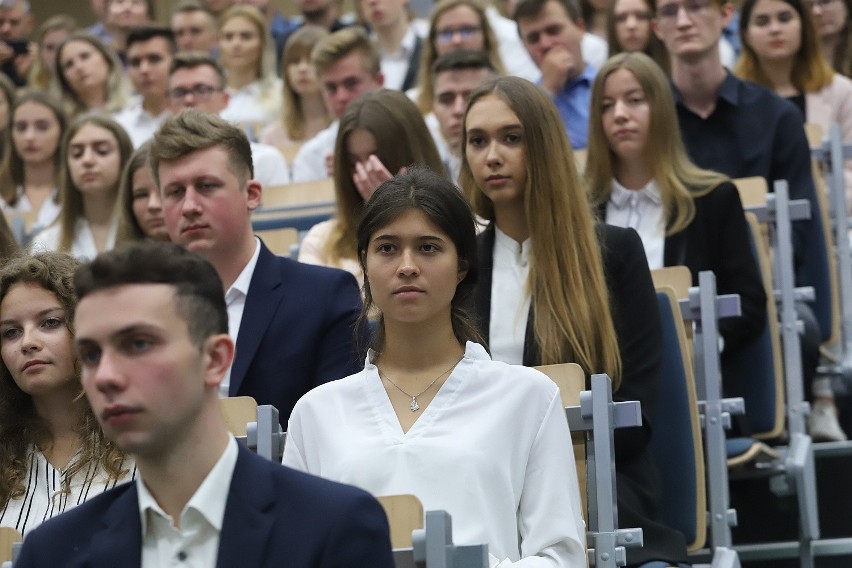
[[115, 143, 169, 244], [27, 15, 76, 92], [0, 251, 134, 536], [299, 89, 445, 288], [587, 51, 767, 390], [30, 114, 134, 260], [358, 0, 425, 91], [284, 167, 586, 567], [170, 0, 220, 55], [606, 0, 669, 74], [460, 75, 686, 566], [15, 241, 395, 567], [809, 0, 850, 76]]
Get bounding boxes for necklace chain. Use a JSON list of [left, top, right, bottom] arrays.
[[378, 356, 463, 412]]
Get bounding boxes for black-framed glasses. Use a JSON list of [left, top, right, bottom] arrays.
[[435, 26, 482, 44], [657, 0, 711, 19], [167, 84, 223, 101]]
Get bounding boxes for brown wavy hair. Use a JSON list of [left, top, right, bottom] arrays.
[[0, 252, 129, 505]]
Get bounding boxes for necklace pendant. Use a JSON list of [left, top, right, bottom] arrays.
[[410, 397, 420, 412]]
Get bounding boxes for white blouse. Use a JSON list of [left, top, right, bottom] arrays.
[[0, 447, 135, 535], [605, 179, 665, 270], [0, 186, 61, 237], [490, 226, 532, 365], [284, 341, 586, 567], [29, 217, 118, 261], [221, 79, 282, 128]]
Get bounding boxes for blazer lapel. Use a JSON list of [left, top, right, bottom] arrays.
[[217, 446, 276, 567], [475, 225, 496, 346], [87, 485, 143, 568], [230, 242, 287, 396]]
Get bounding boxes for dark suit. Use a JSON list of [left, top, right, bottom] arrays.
[[475, 223, 687, 565], [15, 444, 395, 568], [231, 242, 367, 421]]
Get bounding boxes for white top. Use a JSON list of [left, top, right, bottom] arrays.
[[490, 226, 532, 365], [250, 142, 291, 187], [30, 217, 118, 261], [0, 446, 135, 535], [292, 121, 339, 183], [0, 186, 61, 236], [581, 33, 607, 69], [113, 96, 171, 148], [299, 219, 364, 288], [283, 341, 586, 567], [221, 79, 283, 128], [605, 179, 665, 270], [139, 436, 239, 568], [221, 238, 262, 397], [486, 7, 541, 83], [376, 26, 422, 91]]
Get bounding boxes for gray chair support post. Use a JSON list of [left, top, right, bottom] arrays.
[[246, 405, 286, 462], [392, 511, 489, 568], [566, 374, 644, 566]]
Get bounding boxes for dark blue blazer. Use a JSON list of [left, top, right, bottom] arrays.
[[15, 444, 395, 568], [231, 242, 367, 421]]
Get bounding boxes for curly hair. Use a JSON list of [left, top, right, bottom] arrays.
[[0, 252, 129, 505]]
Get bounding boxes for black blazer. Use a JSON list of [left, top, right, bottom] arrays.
[[475, 223, 687, 565]]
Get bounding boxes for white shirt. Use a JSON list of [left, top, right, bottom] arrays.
[[221, 238, 262, 397], [606, 179, 665, 270], [581, 33, 607, 69], [485, 7, 541, 82], [284, 341, 586, 567], [490, 226, 532, 365], [292, 121, 339, 183], [250, 142, 291, 187], [139, 436, 239, 568], [0, 447, 135, 535], [0, 186, 61, 236], [113, 96, 171, 148], [221, 79, 283, 128], [30, 216, 118, 261], [376, 26, 421, 91]]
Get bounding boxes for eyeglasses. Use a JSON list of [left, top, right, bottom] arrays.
[[803, 0, 837, 8], [167, 84, 222, 101], [657, 0, 712, 19], [435, 26, 482, 44]]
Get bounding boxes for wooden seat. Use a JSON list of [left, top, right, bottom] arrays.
[[0, 527, 21, 563], [377, 494, 424, 549], [255, 227, 298, 257], [258, 178, 335, 210], [218, 396, 258, 437]]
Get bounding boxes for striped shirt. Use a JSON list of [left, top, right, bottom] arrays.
[[0, 447, 136, 535]]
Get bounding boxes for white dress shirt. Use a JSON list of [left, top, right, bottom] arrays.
[[581, 33, 608, 69], [376, 26, 421, 91], [605, 179, 665, 270], [113, 96, 171, 148], [489, 226, 532, 365], [250, 142, 291, 187], [30, 217, 118, 261], [292, 121, 339, 183], [139, 436, 239, 568], [221, 238, 262, 397], [221, 79, 283, 127], [485, 7, 541, 82], [0, 186, 61, 236]]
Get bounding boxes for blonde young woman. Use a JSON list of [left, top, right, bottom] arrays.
[[0, 92, 67, 239], [30, 114, 133, 260], [218, 4, 283, 129], [285, 167, 586, 567], [298, 90, 445, 287], [461, 75, 687, 566], [260, 26, 332, 151], [52, 33, 129, 120], [27, 15, 76, 92], [810, 0, 850, 76], [115, 143, 168, 244], [0, 252, 133, 535], [414, 0, 505, 114]]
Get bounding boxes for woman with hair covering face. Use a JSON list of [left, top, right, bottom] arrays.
[[285, 167, 586, 567], [0, 252, 133, 535], [115, 143, 168, 244]]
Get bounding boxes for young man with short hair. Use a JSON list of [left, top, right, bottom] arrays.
[[114, 25, 176, 147], [292, 27, 384, 182], [149, 109, 366, 423], [0, 0, 34, 85], [171, 0, 219, 54], [14, 241, 394, 567]]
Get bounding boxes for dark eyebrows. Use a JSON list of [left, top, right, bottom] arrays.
[[74, 323, 161, 349]]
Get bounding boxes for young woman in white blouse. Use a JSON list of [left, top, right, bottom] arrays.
[[0, 252, 133, 535], [30, 114, 133, 260], [284, 167, 586, 567], [0, 92, 68, 240]]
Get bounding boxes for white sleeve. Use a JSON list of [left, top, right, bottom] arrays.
[[251, 143, 291, 186], [297, 220, 332, 266], [292, 136, 331, 183], [282, 407, 310, 471]]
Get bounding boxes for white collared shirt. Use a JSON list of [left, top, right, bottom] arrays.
[[220, 238, 262, 397], [29, 216, 119, 261], [138, 436, 239, 568], [292, 121, 339, 183], [113, 96, 171, 148], [221, 79, 283, 126], [606, 179, 665, 270], [489, 226, 532, 365], [376, 25, 420, 91]]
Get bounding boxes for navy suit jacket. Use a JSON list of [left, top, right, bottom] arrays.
[[15, 444, 395, 568], [231, 242, 367, 421]]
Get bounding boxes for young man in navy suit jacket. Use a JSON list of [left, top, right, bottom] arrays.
[[148, 108, 367, 423], [15, 241, 394, 567]]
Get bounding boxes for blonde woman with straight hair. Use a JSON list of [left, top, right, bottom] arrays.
[[30, 114, 133, 260], [27, 15, 76, 92], [461, 74, 688, 566], [218, 4, 282, 129]]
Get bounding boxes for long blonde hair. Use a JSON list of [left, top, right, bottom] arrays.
[[279, 26, 331, 142], [52, 33, 129, 119], [587, 53, 727, 235], [459, 76, 622, 385]]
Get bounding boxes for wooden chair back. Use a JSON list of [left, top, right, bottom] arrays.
[[0, 527, 21, 563], [377, 494, 424, 549], [257, 178, 335, 210], [255, 227, 298, 257], [219, 396, 258, 437]]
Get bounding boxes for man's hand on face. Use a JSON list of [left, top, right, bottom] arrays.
[[539, 44, 578, 95]]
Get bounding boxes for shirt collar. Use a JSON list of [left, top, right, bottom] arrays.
[[609, 178, 661, 209], [670, 70, 739, 107], [226, 238, 261, 301], [562, 63, 596, 92], [137, 436, 240, 534]]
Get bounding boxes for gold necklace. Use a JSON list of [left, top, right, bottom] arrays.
[[378, 356, 464, 412]]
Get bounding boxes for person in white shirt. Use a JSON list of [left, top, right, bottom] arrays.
[[292, 27, 384, 182], [13, 240, 395, 567], [165, 51, 290, 186], [170, 0, 219, 54], [30, 114, 133, 261], [359, 0, 425, 91], [0, 252, 134, 536], [113, 25, 175, 148], [284, 167, 586, 567]]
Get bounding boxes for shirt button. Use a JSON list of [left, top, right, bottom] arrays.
[[177, 551, 188, 561]]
